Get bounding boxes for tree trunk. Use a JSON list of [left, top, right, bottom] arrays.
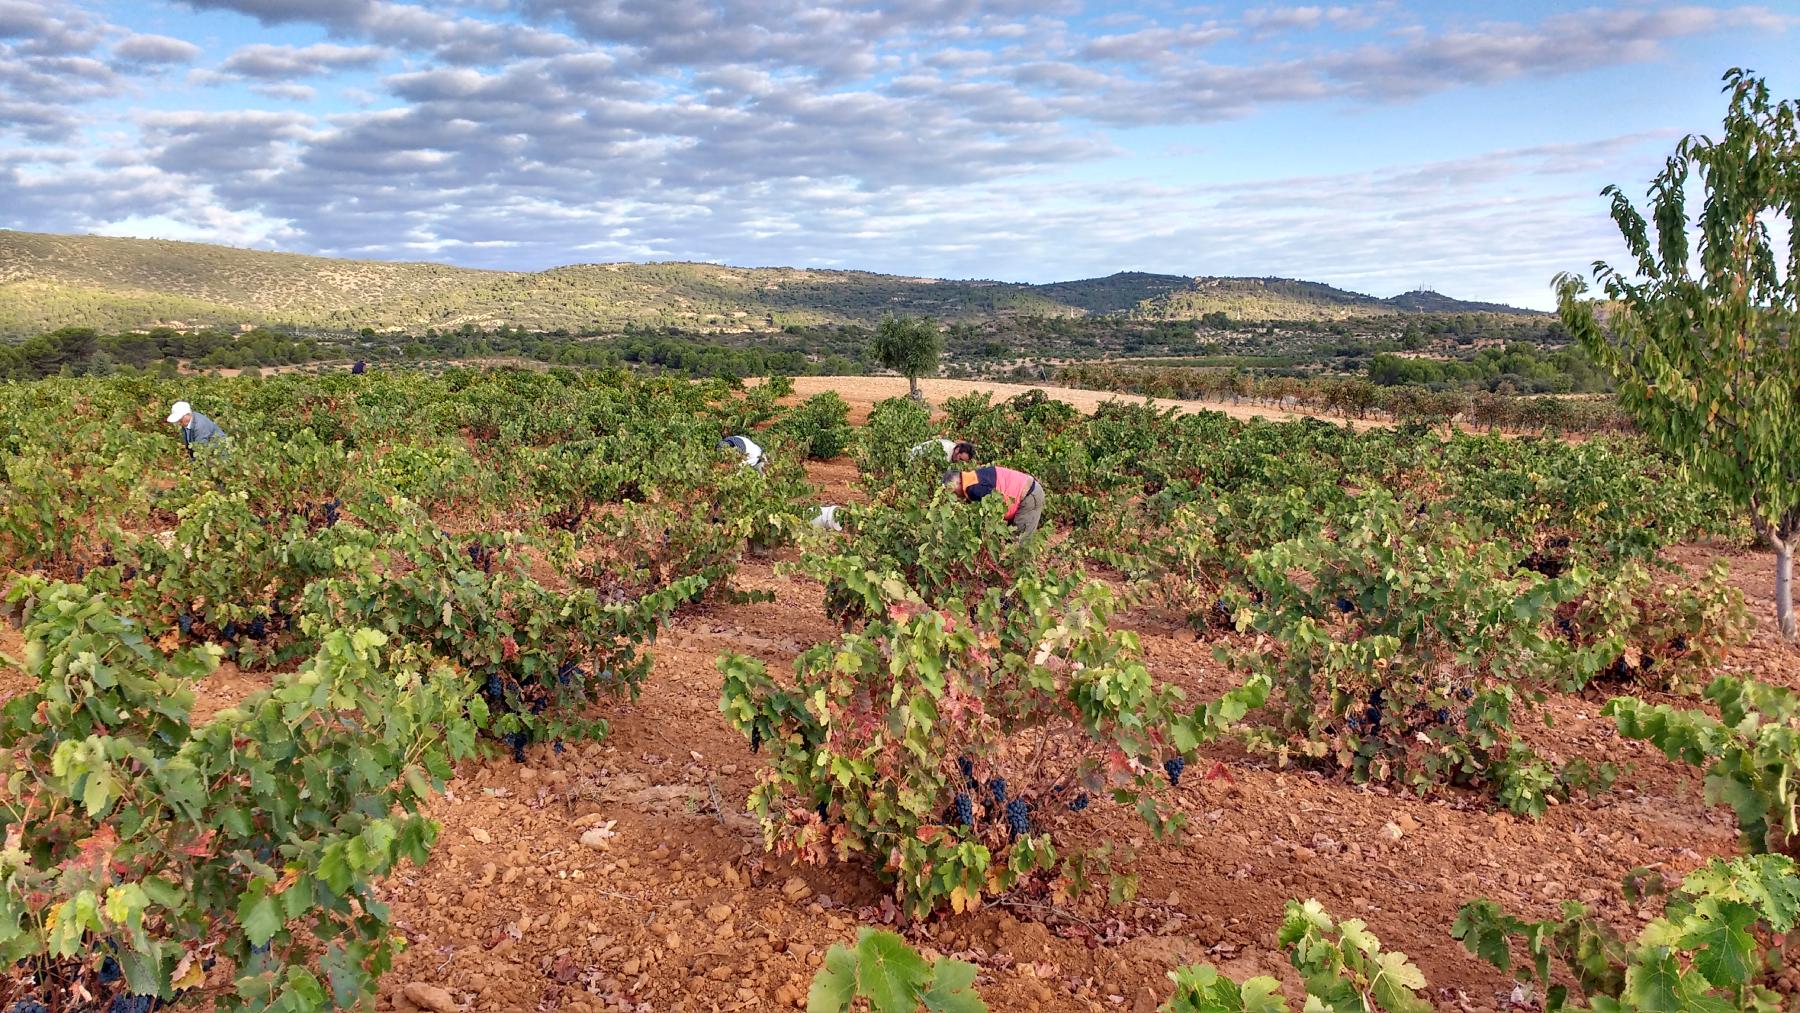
[[1777, 538, 1795, 641], [907, 375, 922, 400]]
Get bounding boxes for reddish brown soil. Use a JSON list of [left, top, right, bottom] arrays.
[[356, 506, 1795, 1013], [4, 470, 1795, 1013]]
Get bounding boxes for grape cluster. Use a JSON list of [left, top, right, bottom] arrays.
[[466, 543, 494, 573], [221, 621, 238, 640], [1003, 799, 1030, 839], [1364, 687, 1386, 731], [955, 755, 976, 785], [481, 673, 506, 705], [556, 660, 584, 686], [247, 615, 268, 640], [177, 613, 193, 636], [987, 777, 1008, 806], [749, 727, 763, 754], [1335, 596, 1355, 613], [99, 955, 122, 984], [953, 793, 974, 827], [1068, 793, 1089, 812], [503, 731, 528, 763], [8, 998, 49, 1013], [107, 995, 160, 1013], [1163, 756, 1185, 787], [320, 497, 342, 527]]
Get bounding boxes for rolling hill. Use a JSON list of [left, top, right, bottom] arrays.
[[0, 229, 1541, 337]]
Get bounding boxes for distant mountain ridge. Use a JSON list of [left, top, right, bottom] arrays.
[[0, 229, 1542, 337]]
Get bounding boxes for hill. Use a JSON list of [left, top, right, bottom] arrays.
[[0, 229, 1541, 337]]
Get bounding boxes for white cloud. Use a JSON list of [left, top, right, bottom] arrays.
[[0, 0, 1790, 310]]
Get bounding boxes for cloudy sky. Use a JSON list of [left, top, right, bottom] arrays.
[[1, 1, 1792, 308]]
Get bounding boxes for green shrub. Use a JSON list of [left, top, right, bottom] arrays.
[[1454, 855, 1800, 1010], [721, 572, 1266, 917], [777, 390, 854, 459]]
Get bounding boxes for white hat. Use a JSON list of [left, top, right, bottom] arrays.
[[166, 400, 192, 424]]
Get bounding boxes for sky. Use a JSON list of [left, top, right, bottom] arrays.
[[0, 1, 1793, 309]]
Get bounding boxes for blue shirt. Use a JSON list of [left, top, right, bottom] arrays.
[[183, 411, 226, 455]]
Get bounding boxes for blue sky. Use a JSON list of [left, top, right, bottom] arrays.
[[1, 1, 1793, 309]]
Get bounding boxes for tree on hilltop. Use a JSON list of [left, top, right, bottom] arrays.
[[871, 315, 941, 400]]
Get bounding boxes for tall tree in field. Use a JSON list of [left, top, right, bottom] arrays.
[[872, 315, 941, 400], [1557, 69, 1799, 639]]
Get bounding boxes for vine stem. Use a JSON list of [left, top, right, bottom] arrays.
[[988, 898, 1101, 930]]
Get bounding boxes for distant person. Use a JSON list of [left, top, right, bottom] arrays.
[[908, 439, 976, 463], [718, 435, 765, 471], [944, 464, 1044, 537], [166, 400, 227, 459], [810, 504, 843, 532], [351, 360, 367, 375]]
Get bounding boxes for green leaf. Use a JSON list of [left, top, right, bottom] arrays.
[[807, 943, 858, 1013], [239, 886, 284, 948], [1621, 952, 1684, 1013], [921, 958, 987, 1013], [1680, 900, 1758, 989], [855, 929, 932, 1011]]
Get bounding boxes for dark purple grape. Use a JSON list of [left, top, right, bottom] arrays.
[[953, 793, 974, 826], [749, 727, 762, 754], [9, 998, 50, 1013], [1003, 799, 1030, 839], [1068, 793, 1089, 812], [177, 613, 193, 636], [107, 995, 160, 1013], [99, 955, 121, 984], [1163, 756, 1186, 787], [1335, 597, 1354, 613], [956, 755, 975, 785], [988, 777, 1007, 806]]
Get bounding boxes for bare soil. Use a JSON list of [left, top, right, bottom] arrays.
[[780, 376, 1387, 429], [5, 473, 1795, 1013], [344, 525, 1794, 1013]]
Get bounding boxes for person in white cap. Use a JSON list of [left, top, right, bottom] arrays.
[[166, 400, 226, 457], [718, 435, 765, 471]]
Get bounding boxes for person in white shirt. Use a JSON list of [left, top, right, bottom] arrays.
[[907, 439, 975, 463], [719, 435, 765, 471]]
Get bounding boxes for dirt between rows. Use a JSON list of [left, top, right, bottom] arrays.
[[3, 476, 1796, 1013], [778, 376, 1388, 430]]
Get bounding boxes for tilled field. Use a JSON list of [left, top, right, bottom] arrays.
[[332, 524, 1791, 1013]]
